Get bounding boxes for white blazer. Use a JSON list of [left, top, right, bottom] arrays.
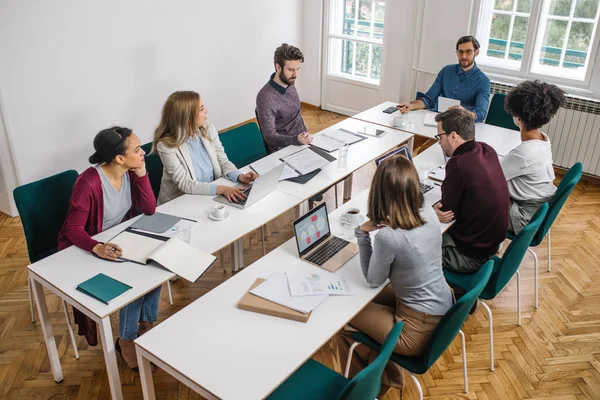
[[156, 121, 238, 204]]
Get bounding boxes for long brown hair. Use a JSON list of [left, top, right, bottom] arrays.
[[152, 91, 208, 152], [368, 155, 425, 230]]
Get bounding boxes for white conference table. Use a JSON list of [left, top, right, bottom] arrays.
[[352, 101, 523, 156], [28, 218, 175, 400], [135, 185, 452, 400]]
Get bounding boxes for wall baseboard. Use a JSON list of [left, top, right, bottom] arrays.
[[300, 102, 321, 111]]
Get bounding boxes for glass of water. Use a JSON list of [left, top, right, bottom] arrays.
[[175, 221, 191, 244], [338, 142, 349, 168]]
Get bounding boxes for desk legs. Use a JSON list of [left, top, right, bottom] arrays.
[[30, 277, 64, 383], [298, 200, 309, 216], [233, 238, 244, 272], [343, 174, 353, 201], [98, 317, 123, 400], [136, 347, 156, 400]]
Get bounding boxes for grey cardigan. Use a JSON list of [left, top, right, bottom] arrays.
[[156, 121, 238, 205]]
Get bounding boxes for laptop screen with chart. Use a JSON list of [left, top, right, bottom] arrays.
[[294, 204, 331, 256]]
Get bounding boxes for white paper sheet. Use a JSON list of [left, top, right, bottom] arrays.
[[424, 111, 438, 127], [281, 148, 331, 175], [250, 272, 328, 314], [250, 157, 299, 181], [286, 272, 353, 296]]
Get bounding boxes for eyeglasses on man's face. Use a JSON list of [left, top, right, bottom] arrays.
[[434, 132, 451, 141], [456, 49, 474, 56]]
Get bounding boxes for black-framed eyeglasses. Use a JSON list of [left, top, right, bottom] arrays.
[[434, 132, 451, 141], [456, 49, 474, 56]]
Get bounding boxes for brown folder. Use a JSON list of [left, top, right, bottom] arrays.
[[238, 278, 311, 323]]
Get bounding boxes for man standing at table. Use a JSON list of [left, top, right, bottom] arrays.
[[433, 108, 508, 274], [256, 43, 312, 153], [397, 36, 491, 123]]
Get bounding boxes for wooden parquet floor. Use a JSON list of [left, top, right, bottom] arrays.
[[1, 106, 599, 399]]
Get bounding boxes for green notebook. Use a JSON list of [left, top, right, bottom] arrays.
[[76, 273, 132, 305]]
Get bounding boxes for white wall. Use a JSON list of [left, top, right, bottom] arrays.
[[0, 0, 302, 215], [297, 0, 323, 106]]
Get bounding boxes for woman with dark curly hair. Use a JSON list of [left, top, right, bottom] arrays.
[[502, 80, 566, 234]]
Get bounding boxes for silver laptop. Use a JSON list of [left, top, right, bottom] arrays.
[[293, 203, 358, 272], [213, 163, 285, 209], [375, 144, 442, 205]]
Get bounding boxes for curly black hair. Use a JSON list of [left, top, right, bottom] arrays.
[[89, 126, 132, 164], [504, 80, 566, 131], [274, 43, 304, 68]]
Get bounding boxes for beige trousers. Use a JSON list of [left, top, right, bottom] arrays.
[[337, 285, 443, 390]]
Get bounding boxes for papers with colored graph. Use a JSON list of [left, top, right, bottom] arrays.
[[286, 272, 354, 296], [250, 273, 328, 314]]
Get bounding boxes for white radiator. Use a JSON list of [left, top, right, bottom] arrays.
[[492, 83, 600, 176]]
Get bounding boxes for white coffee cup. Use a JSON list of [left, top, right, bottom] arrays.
[[392, 116, 404, 127], [344, 208, 361, 225], [211, 204, 225, 220]]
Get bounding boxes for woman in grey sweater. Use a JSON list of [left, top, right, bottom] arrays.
[[337, 155, 453, 398]]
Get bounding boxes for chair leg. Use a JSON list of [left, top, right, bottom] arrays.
[[167, 281, 173, 306], [479, 300, 494, 371], [458, 329, 468, 394], [261, 226, 266, 255], [527, 247, 539, 309], [344, 342, 362, 378], [547, 228, 551, 272], [28, 277, 36, 323], [516, 270, 521, 326], [62, 300, 79, 359], [408, 373, 423, 400]]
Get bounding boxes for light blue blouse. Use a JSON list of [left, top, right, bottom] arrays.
[[186, 135, 242, 195]]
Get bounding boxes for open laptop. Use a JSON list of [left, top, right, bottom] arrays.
[[375, 144, 442, 204], [213, 163, 285, 209], [293, 203, 358, 272]]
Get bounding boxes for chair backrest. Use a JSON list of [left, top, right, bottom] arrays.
[[337, 320, 404, 400], [219, 122, 268, 167], [531, 162, 582, 246], [485, 93, 519, 131], [254, 108, 272, 155], [13, 170, 79, 263], [140, 142, 163, 200], [486, 203, 549, 298], [421, 260, 494, 370]]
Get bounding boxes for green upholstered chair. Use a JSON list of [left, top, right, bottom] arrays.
[[506, 162, 582, 309], [219, 122, 268, 168], [485, 93, 519, 131], [445, 203, 548, 372], [267, 321, 404, 400], [140, 142, 163, 200], [344, 261, 493, 400], [13, 170, 80, 358]]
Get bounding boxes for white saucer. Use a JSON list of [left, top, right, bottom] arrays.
[[341, 213, 365, 226], [208, 210, 229, 221]]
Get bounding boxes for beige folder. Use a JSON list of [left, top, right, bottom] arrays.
[[238, 278, 311, 323]]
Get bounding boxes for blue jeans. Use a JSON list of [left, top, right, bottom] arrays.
[[119, 286, 161, 340]]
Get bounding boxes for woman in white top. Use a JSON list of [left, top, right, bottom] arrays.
[[502, 80, 566, 234], [152, 91, 258, 205]]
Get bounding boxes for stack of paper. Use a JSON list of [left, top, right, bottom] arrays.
[[249, 273, 327, 314]]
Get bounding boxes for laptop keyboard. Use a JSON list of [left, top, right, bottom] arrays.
[[420, 182, 434, 194], [305, 236, 349, 266], [232, 188, 252, 206]]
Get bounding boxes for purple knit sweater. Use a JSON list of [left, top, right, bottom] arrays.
[[256, 74, 307, 152]]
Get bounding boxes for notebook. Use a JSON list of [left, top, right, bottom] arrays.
[[424, 111, 438, 127], [310, 129, 367, 152], [76, 273, 132, 305], [109, 230, 216, 283], [128, 212, 182, 234]]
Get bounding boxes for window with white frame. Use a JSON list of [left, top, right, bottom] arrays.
[[476, 0, 600, 82], [326, 0, 385, 85]]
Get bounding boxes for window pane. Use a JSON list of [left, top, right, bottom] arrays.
[[357, 0, 372, 38], [488, 13, 511, 58], [355, 42, 370, 76], [509, 16, 529, 60], [540, 19, 567, 65], [516, 0, 532, 13], [565, 22, 593, 68], [494, 0, 513, 11], [373, 1, 385, 39], [574, 0, 600, 18], [371, 44, 383, 80], [549, 0, 573, 16], [343, 0, 356, 35]]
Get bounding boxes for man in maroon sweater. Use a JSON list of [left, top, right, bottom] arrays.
[[433, 108, 509, 273]]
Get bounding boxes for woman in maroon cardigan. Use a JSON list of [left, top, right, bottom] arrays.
[[58, 126, 159, 370]]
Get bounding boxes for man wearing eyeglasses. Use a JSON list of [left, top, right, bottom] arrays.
[[433, 108, 508, 275], [397, 36, 490, 123]]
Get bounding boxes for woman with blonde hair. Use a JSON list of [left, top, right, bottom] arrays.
[[336, 155, 452, 398], [153, 91, 257, 205]]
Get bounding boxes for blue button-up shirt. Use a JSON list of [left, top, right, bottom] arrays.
[[186, 135, 242, 195], [416, 63, 490, 123]]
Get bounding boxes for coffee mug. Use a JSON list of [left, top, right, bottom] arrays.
[[211, 204, 225, 219], [392, 116, 404, 127], [344, 208, 361, 225]]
